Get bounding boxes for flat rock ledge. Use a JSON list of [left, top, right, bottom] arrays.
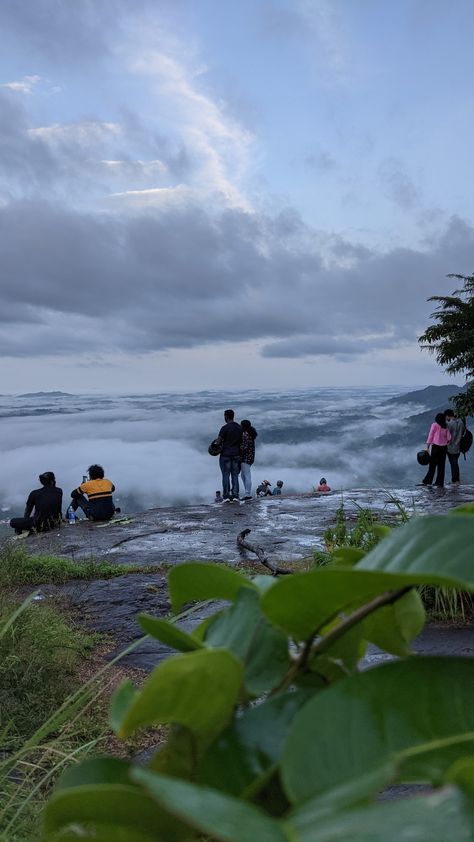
[[10, 485, 474, 671]]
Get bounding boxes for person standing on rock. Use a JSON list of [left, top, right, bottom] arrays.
[[240, 419, 258, 500], [444, 409, 464, 485], [421, 413, 451, 488], [217, 409, 242, 502]]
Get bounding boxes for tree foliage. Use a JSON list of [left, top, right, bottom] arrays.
[[419, 273, 474, 417], [43, 510, 474, 841]]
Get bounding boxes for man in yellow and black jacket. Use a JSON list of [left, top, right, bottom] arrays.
[[69, 464, 116, 522]]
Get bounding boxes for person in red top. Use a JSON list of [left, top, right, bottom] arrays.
[[422, 413, 451, 487], [68, 464, 116, 521]]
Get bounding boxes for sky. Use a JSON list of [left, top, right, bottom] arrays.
[[0, 0, 473, 393]]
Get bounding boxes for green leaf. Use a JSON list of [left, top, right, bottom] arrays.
[[132, 769, 289, 842], [138, 614, 204, 652], [286, 785, 473, 841], [449, 502, 474, 515], [260, 567, 398, 640], [362, 588, 425, 657], [168, 562, 255, 613], [357, 514, 474, 589], [281, 657, 474, 804], [198, 692, 312, 797], [109, 679, 139, 735], [447, 757, 474, 804], [204, 588, 290, 695], [309, 623, 367, 682], [44, 784, 184, 841], [330, 547, 366, 566], [262, 516, 474, 641], [116, 649, 243, 741], [55, 758, 136, 791]]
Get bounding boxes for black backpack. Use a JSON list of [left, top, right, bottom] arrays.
[[460, 425, 473, 459]]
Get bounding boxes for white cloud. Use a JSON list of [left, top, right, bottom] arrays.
[[2, 74, 41, 94]]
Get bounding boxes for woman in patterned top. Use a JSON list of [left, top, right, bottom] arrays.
[[240, 419, 258, 500]]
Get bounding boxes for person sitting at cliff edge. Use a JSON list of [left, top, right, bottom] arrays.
[[10, 471, 63, 535], [68, 464, 116, 522]]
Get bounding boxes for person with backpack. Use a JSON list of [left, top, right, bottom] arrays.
[[421, 412, 451, 487], [444, 409, 464, 485]]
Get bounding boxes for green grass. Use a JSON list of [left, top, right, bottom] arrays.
[[0, 544, 158, 587], [0, 596, 98, 740]]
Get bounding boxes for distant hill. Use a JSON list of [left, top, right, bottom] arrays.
[[384, 384, 462, 407], [18, 391, 73, 398]]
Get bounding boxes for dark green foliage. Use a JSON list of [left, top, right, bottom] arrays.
[[418, 272, 474, 417], [44, 511, 474, 841]]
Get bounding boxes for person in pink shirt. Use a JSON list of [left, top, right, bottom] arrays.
[[421, 412, 451, 487]]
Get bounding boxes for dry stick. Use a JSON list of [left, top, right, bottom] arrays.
[[237, 528, 294, 576]]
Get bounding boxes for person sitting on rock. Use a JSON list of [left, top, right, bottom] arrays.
[[256, 480, 272, 496], [272, 480, 284, 495], [68, 464, 116, 522], [316, 478, 331, 493], [10, 471, 62, 535]]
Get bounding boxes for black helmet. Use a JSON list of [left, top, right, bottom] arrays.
[[208, 438, 223, 456], [417, 450, 430, 466]]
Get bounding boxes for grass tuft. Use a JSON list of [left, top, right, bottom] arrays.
[[0, 544, 158, 587]]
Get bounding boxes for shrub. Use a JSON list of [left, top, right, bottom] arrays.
[[44, 509, 474, 841]]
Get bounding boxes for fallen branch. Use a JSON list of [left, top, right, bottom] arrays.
[[237, 529, 294, 576]]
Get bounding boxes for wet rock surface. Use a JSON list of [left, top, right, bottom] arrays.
[[8, 485, 474, 671]]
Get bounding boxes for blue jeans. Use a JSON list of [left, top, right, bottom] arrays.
[[219, 455, 240, 499], [240, 462, 252, 496]]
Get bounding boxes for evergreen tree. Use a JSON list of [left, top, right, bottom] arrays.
[[419, 273, 474, 418]]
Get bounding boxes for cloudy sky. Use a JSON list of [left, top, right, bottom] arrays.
[[1, 0, 473, 393]]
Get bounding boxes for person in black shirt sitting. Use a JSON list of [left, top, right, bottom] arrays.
[[10, 472, 63, 535], [217, 409, 242, 502]]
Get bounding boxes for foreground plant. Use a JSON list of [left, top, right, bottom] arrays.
[[44, 509, 474, 841]]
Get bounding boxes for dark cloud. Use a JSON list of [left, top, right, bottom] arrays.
[[1, 187, 473, 360], [378, 157, 419, 210]]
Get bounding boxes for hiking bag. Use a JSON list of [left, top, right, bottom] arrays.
[[460, 425, 473, 459]]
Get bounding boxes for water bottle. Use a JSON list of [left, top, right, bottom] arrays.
[[68, 508, 75, 525]]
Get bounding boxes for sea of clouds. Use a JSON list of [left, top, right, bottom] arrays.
[[0, 387, 424, 516]]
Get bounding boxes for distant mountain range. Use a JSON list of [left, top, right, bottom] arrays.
[[18, 391, 73, 398], [384, 383, 465, 407]]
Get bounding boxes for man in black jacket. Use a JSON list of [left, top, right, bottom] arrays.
[[217, 409, 242, 502], [10, 472, 63, 534]]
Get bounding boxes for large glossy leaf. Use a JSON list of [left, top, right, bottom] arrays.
[[286, 785, 473, 841], [260, 567, 404, 640], [361, 588, 425, 657], [168, 563, 255, 613], [281, 657, 474, 804], [44, 784, 184, 841], [138, 614, 204, 652], [197, 692, 312, 796], [133, 769, 289, 842], [204, 588, 290, 695], [115, 649, 243, 741], [262, 515, 474, 640], [357, 514, 474, 588]]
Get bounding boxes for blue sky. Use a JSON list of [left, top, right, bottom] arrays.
[[0, 0, 473, 392]]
